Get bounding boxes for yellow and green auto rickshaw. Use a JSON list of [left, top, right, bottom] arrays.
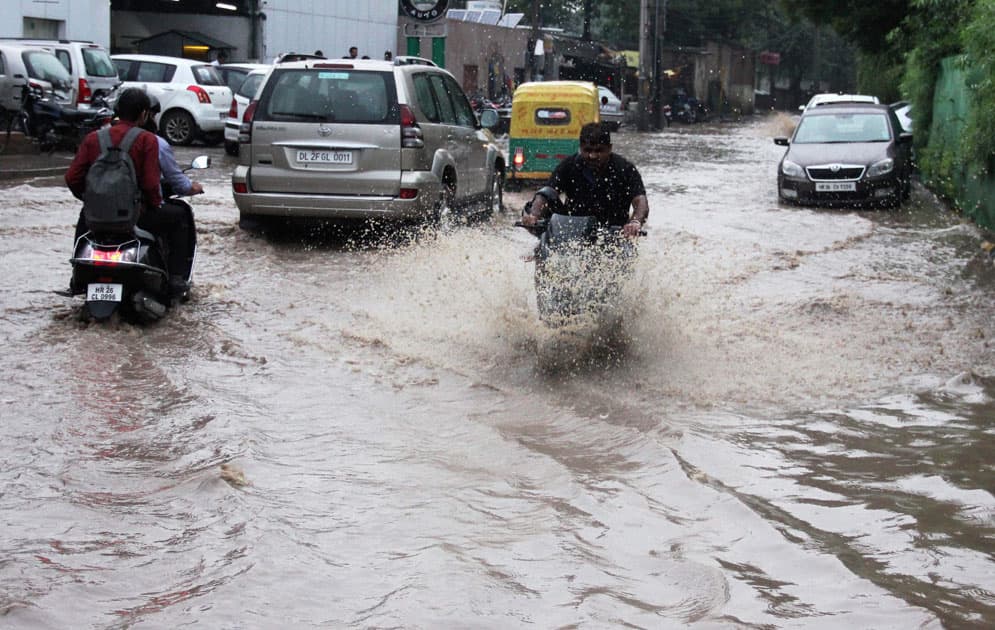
[[507, 81, 601, 187]]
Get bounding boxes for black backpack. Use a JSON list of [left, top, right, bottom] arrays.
[[82, 126, 144, 234]]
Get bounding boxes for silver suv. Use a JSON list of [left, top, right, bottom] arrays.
[[0, 39, 120, 111], [232, 57, 504, 225]]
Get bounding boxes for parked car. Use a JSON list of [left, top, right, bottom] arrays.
[[1, 39, 119, 111], [217, 62, 270, 94], [799, 92, 879, 113], [231, 57, 505, 225], [223, 67, 268, 155], [774, 102, 914, 207], [111, 54, 232, 145], [0, 43, 74, 113], [597, 85, 623, 130]]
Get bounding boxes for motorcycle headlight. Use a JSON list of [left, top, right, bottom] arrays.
[[867, 158, 894, 177], [781, 159, 804, 178]]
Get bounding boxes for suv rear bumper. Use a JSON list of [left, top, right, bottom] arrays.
[[232, 166, 443, 220]]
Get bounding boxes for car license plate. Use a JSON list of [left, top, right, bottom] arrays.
[[87, 283, 123, 302], [296, 150, 353, 165], [815, 181, 857, 192]]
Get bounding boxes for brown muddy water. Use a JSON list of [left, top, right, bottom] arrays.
[[1, 116, 992, 628]]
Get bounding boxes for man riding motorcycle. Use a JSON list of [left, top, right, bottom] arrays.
[[520, 122, 649, 237]]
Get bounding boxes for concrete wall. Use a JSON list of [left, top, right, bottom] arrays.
[[3, 0, 110, 49], [263, 0, 397, 63]]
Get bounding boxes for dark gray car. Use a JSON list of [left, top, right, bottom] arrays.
[[775, 103, 914, 207]]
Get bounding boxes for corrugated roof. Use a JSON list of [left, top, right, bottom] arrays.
[[134, 30, 234, 49]]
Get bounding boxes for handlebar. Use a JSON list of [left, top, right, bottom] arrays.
[[514, 219, 646, 237]]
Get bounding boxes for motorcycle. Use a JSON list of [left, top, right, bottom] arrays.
[[517, 205, 643, 326], [7, 82, 113, 153], [67, 155, 210, 323]]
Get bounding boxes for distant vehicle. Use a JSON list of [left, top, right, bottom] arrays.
[[799, 93, 880, 113], [111, 54, 232, 145], [0, 39, 119, 111], [223, 67, 268, 155], [231, 57, 504, 226], [774, 102, 914, 207], [597, 85, 623, 130]]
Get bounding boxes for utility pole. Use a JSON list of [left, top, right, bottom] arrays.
[[529, 0, 541, 81], [638, 0, 652, 131]]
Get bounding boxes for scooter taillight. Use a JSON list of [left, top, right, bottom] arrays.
[[91, 249, 124, 264]]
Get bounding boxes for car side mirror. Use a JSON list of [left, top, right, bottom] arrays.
[[190, 155, 211, 170], [774, 137, 789, 146], [797, 105, 805, 112], [479, 108, 499, 129]]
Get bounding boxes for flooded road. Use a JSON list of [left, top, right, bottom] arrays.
[[1, 116, 993, 628]]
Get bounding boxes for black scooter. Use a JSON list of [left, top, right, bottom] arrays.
[[518, 204, 643, 325], [11, 83, 113, 153], [68, 156, 210, 322]]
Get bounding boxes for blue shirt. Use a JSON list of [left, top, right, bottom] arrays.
[[156, 136, 194, 198]]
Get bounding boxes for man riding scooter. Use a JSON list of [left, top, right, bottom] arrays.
[[66, 87, 195, 297]]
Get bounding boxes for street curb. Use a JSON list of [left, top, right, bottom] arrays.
[[0, 165, 69, 180]]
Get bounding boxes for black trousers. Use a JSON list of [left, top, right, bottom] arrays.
[[74, 201, 194, 278]]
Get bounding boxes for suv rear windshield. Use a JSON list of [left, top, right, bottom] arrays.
[[82, 48, 117, 77], [192, 65, 225, 86], [256, 69, 398, 124]]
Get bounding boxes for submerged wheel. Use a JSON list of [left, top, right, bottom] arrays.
[[484, 168, 503, 218], [160, 110, 196, 145], [224, 140, 239, 156], [431, 179, 457, 230]]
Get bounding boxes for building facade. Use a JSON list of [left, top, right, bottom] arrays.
[[3, 0, 111, 48]]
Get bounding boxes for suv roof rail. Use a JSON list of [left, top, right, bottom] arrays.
[[393, 56, 437, 67]]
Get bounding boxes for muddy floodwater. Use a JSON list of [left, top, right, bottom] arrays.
[[1, 116, 993, 628]]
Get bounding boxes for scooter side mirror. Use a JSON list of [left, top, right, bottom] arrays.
[[190, 155, 211, 170]]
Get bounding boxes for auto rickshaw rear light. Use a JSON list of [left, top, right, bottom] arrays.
[[513, 147, 525, 167], [187, 85, 211, 104], [399, 188, 418, 199], [78, 78, 92, 104], [400, 105, 424, 148], [233, 182, 248, 194]]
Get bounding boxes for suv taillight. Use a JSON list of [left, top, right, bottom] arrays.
[[78, 78, 92, 105], [238, 100, 258, 143], [187, 85, 211, 104], [400, 104, 423, 149], [228, 97, 238, 118]]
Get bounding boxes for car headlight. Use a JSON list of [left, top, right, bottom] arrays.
[[781, 159, 804, 178], [867, 158, 894, 177]]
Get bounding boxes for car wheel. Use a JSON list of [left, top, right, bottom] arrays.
[[485, 169, 503, 217], [432, 179, 457, 231], [161, 110, 196, 146], [224, 140, 239, 156]]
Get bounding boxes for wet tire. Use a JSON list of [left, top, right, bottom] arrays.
[[161, 110, 196, 146], [484, 169, 503, 218], [224, 140, 239, 156], [431, 180, 457, 231]]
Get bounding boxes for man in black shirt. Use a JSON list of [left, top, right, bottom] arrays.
[[521, 122, 649, 237]]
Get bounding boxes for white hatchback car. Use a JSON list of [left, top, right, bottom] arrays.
[[111, 54, 232, 145], [799, 93, 879, 113], [223, 67, 268, 155], [597, 85, 624, 130]]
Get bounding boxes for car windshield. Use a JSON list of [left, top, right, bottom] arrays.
[[82, 48, 118, 77], [23, 50, 71, 86], [260, 69, 394, 123], [793, 112, 892, 144], [192, 65, 225, 86]]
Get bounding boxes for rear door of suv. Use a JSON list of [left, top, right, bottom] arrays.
[[249, 65, 401, 196]]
